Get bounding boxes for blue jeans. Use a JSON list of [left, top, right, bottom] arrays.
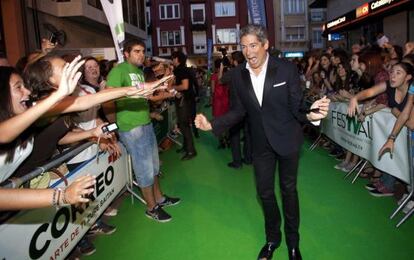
[[119, 123, 159, 188]]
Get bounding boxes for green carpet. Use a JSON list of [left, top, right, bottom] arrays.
[[88, 132, 414, 260]]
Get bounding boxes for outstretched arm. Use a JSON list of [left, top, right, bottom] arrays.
[[378, 94, 414, 158], [0, 175, 96, 210], [44, 75, 173, 117], [347, 82, 387, 117], [0, 56, 84, 144]]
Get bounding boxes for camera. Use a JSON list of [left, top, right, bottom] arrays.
[[49, 33, 58, 45], [101, 123, 119, 133]]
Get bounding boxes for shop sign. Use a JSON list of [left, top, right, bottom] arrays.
[[356, 3, 370, 18], [284, 52, 304, 58], [327, 16, 347, 29], [371, 0, 396, 10]]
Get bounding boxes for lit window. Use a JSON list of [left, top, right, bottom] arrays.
[[159, 4, 180, 20], [310, 9, 325, 22], [285, 26, 305, 41], [161, 31, 181, 46], [284, 0, 305, 14], [216, 28, 237, 44], [215, 1, 236, 17]]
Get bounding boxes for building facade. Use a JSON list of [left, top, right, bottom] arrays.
[[273, 0, 309, 58], [148, 0, 275, 67], [0, 0, 147, 65], [308, 2, 327, 51]]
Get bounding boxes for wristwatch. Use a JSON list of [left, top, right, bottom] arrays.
[[388, 134, 397, 141]]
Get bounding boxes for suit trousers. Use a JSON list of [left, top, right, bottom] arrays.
[[176, 100, 196, 154], [229, 120, 252, 164], [253, 142, 300, 248]]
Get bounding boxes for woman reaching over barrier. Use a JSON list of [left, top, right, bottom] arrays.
[[0, 59, 97, 210], [0, 56, 173, 210], [0, 56, 84, 144], [347, 62, 414, 197], [378, 86, 414, 157], [347, 62, 414, 126], [24, 55, 173, 118]]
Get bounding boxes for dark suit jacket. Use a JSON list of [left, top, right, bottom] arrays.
[[212, 55, 309, 156]]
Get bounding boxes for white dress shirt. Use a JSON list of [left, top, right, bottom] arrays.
[[246, 53, 269, 106], [245, 54, 320, 125]]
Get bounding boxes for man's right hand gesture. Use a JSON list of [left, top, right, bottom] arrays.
[[195, 114, 212, 131]]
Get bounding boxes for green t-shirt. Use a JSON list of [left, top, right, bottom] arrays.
[[106, 62, 150, 131]]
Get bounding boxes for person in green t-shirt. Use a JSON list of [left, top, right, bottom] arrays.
[[104, 39, 180, 223]]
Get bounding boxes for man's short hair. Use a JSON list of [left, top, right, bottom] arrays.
[[171, 51, 187, 65], [240, 24, 268, 44], [231, 51, 245, 64], [123, 39, 146, 55]]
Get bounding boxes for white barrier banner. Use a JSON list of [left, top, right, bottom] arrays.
[[0, 146, 128, 260], [321, 102, 409, 183]]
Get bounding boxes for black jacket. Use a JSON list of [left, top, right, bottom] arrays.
[[212, 55, 309, 156]]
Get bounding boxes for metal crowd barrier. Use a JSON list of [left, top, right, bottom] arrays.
[[309, 104, 414, 227], [0, 142, 129, 259], [0, 141, 94, 188], [394, 129, 414, 227]]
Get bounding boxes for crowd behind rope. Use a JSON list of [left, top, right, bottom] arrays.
[[0, 33, 413, 257]]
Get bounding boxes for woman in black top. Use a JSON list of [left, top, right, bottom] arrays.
[[348, 62, 414, 196]]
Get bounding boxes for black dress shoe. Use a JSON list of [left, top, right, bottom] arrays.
[[242, 158, 252, 165], [227, 162, 242, 169], [288, 248, 302, 260], [176, 147, 185, 153], [257, 242, 277, 260], [181, 152, 197, 160]]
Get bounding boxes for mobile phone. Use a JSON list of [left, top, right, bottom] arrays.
[[49, 33, 58, 45], [102, 123, 118, 133], [306, 108, 320, 113]]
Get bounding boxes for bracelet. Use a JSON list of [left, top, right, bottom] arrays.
[[388, 134, 397, 141], [62, 189, 69, 205], [56, 188, 62, 207], [52, 188, 58, 207]]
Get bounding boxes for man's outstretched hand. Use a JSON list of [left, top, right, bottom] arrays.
[[195, 114, 212, 131], [307, 96, 330, 121]]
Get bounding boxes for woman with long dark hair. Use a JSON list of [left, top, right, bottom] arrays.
[[0, 60, 96, 209], [348, 62, 414, 196]]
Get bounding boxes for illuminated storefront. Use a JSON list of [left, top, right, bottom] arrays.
[[322, 0, 413, 48]]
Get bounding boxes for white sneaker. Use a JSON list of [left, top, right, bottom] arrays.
[[403, 200, 414, 214], [334, 161, 347, 170], [398, 194, 409, 205], [104, 207, 118, 217], [341, 162, 356, 172]]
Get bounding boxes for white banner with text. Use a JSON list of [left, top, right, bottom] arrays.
[[0, 146, 128, 260], [321, 102, 409, 183]]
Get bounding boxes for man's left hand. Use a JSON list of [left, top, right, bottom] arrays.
[[307, 96, 330, 121]]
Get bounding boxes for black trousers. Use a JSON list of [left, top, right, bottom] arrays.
[[176, 101, 196, 154], [229, 120, 252, 164], [253, 142, 300, 249]]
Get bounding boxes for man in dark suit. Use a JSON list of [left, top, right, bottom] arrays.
[[195, 25, 330, 260]]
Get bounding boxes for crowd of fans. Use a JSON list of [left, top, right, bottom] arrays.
[[296, 36, 414, 208], [1, 32, 414, 258], [0, 39, 177, 256]]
